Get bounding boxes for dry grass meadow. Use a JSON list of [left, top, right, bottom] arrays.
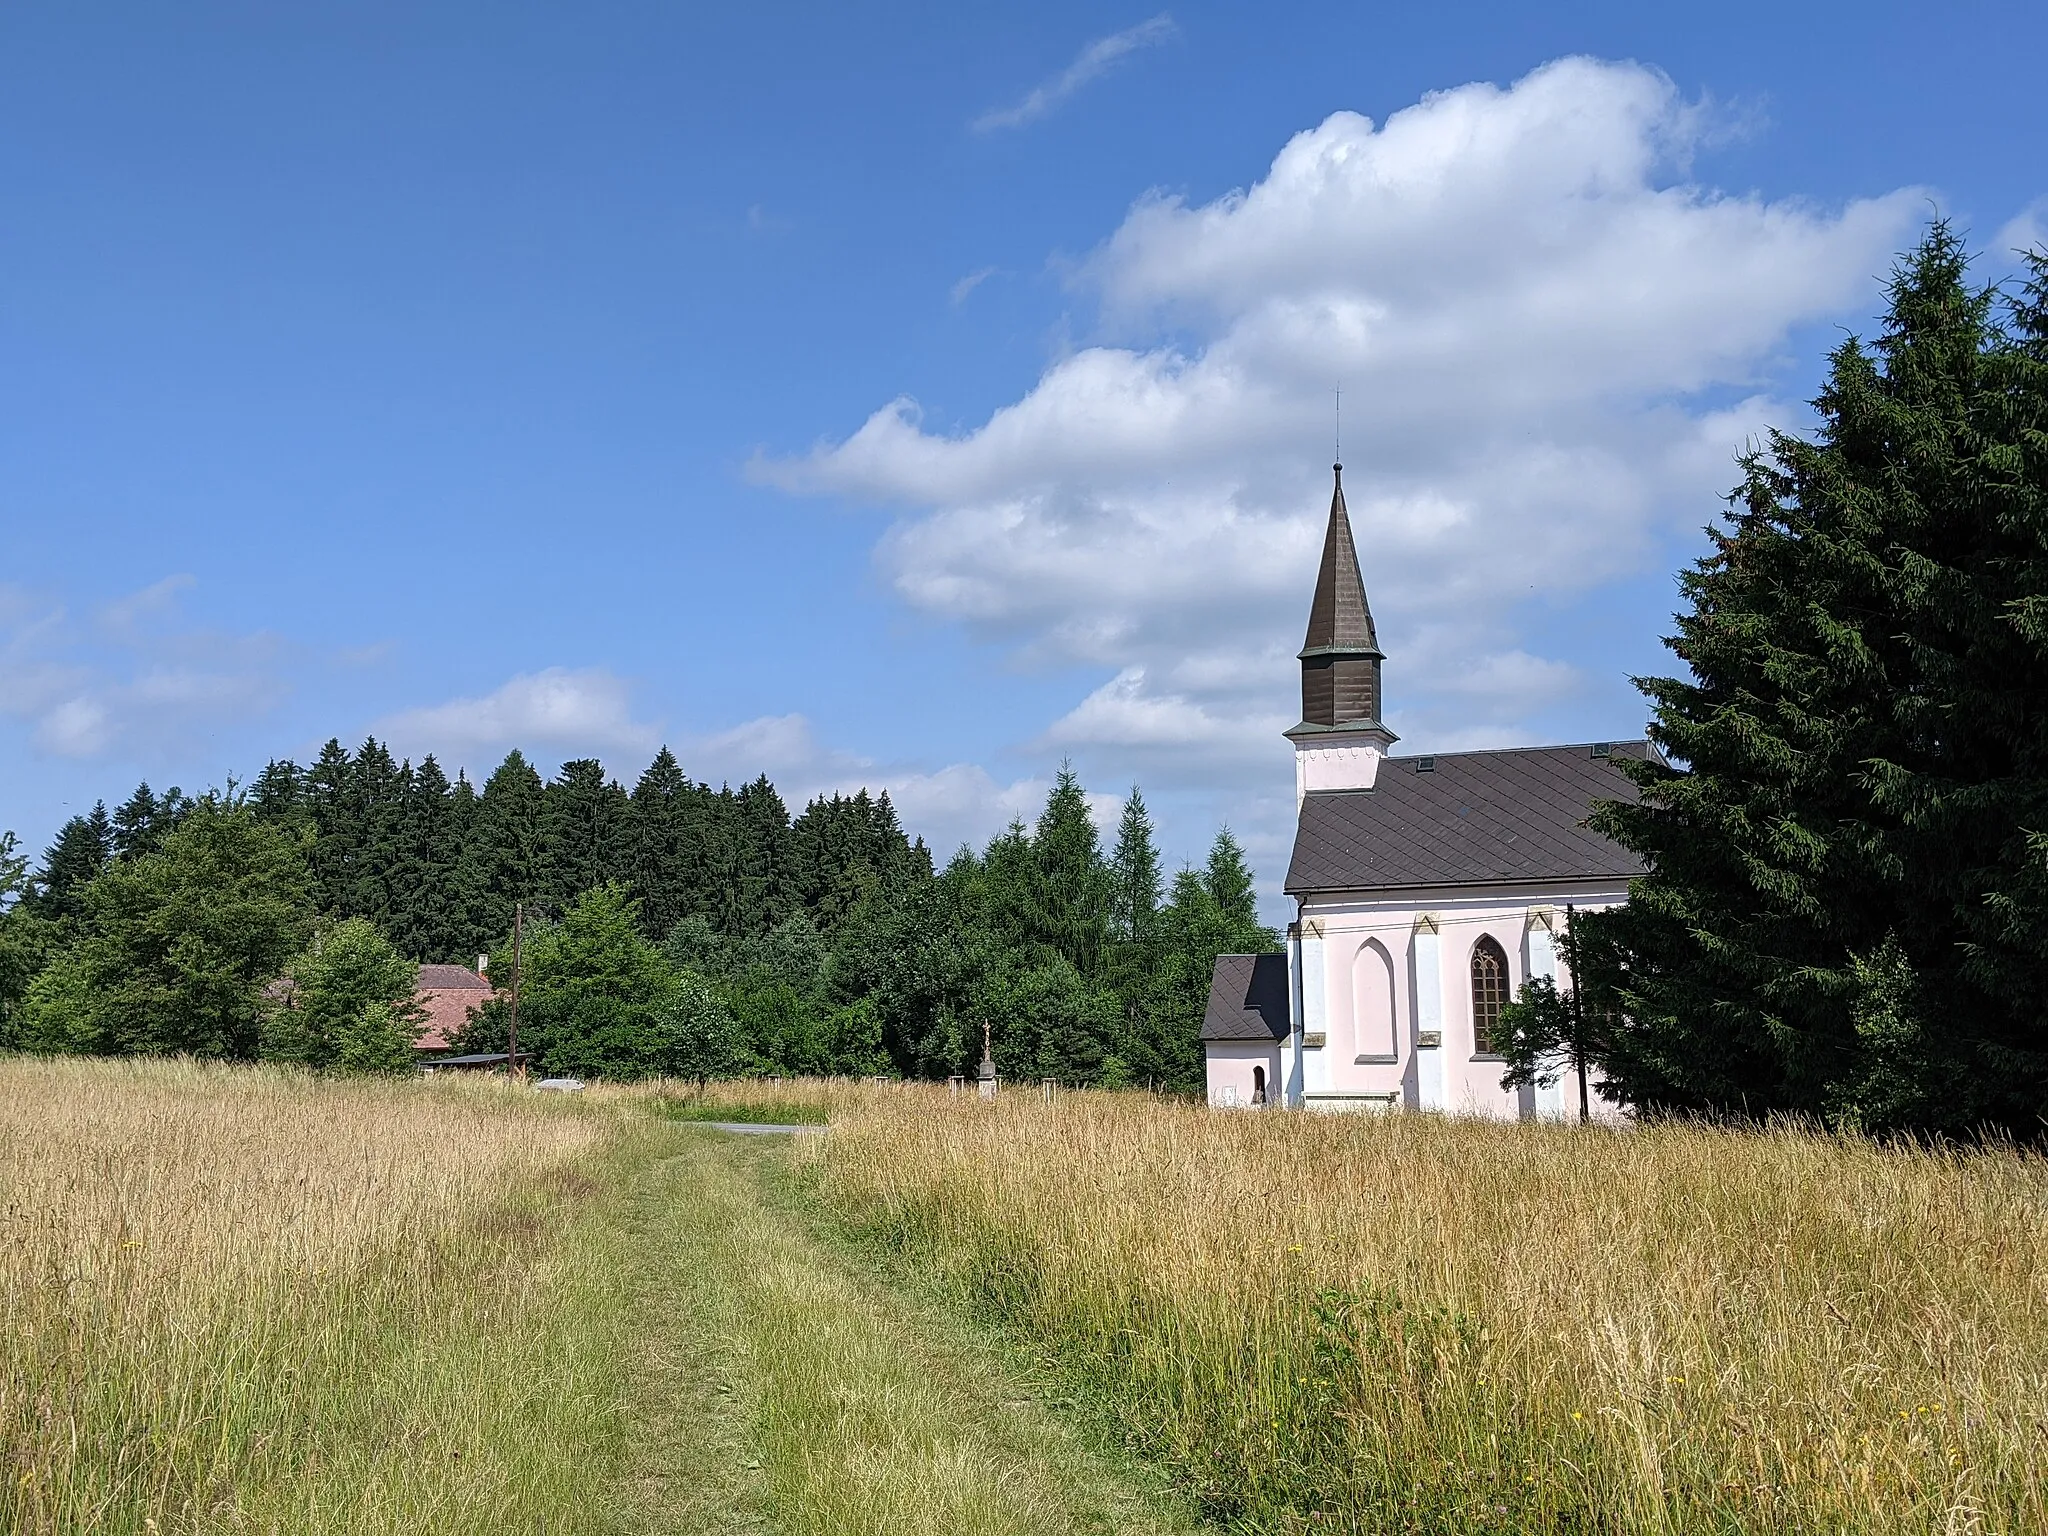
[[808, 1088, 2048, 1535], [7, 1061, 2045, 1534], [0, 1057, 635, 1534]]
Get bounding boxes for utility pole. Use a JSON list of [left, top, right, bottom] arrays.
[[508, 900, 523, 1081], [1565, 902, 1589, 1124]]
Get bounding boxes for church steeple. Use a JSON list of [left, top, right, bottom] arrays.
[[1285, 462, 1396, 804], [1294, 463, 1384, 730]]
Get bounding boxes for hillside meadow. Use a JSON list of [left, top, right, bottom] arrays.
[[4, 1061, 2044, 1533]]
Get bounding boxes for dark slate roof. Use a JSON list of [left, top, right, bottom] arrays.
[[1286, 743, 1651, 895], [417, 963, 490, 991], [1300, 464, 1381, 659], [1202, 952, 1291, 1043]]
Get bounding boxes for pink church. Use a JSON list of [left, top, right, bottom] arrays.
[[1203, 464, 1646, 1119]]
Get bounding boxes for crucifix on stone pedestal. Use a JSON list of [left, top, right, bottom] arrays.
[[977, 1019, 997, 1099]]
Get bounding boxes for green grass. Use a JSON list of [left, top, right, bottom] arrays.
[[639, 1131, 1200, 1536]]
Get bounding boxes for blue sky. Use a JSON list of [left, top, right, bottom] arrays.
[[3, 1, 2044, 906]]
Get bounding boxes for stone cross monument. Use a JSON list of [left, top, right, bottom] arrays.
[[977, 1019, 998, 1100]]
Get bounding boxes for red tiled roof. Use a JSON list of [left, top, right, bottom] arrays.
[[415, 964, 494, 1052]]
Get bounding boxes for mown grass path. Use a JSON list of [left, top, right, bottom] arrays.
[[613, 1128, 1199, 1536]]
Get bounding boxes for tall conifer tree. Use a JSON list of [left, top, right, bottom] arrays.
[[1203, 828, 1264, 938], [627, 748, 706, 940], [32, 805, 112, 922], [348, 739, 407, 927], [249, 760, 306, 826], [1027, 764, 1110, 977], [388, 754, 462, 960], [1107, 785, 1162, 942], [303, 740, 357, 913], [111, 783, 165, 861], [542, 758, 631, 905], [458, 750, 548, 947], [1588, 226, 2048, 1134]]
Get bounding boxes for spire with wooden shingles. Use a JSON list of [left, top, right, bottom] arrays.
[[1290, 463, 1385, 733]]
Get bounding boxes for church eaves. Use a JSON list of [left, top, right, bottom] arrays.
[[1292, 463, 1385, 731]]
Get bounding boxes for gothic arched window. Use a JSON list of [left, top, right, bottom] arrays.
[[1470, 936, 1510, 1056]]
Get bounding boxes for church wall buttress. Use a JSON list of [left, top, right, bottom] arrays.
[[1525, 916, 1567, 1120], [1412, 921, 1445, 1111], [1299, 923, 1331, 1098]]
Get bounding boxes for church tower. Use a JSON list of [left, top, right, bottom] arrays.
[[1285, 462, 1396, 805]]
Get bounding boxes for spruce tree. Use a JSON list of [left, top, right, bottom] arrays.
[[788, 789, 922, 931], [1587, 226, 2048, 1134], [347, 739, 407, 927], [1939, 248, 2048, 1104], [32, 804, 112, 921], [709, 776, 789, 938], [458, 750, 548, 948], [110, 783, 162, 860], [302, 740, 357, 913], [627, 747, 703, 940], [388, 755, 462, 961], [1026, 764, 1110, 977], [443, 769, 482, 953], [542, 758, 630, 906], [1102, 785, 1164, 1080], [1107, 785, 1162, 942], [1149, 866, 1227, 1094], [1202, 828, 1264, 938], [249, 759, 305, 826]]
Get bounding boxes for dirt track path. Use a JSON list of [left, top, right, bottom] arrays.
[[612, 1128, 1198, 1536]]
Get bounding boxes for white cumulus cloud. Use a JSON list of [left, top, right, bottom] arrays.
[[766, 55, 1924, 804], [372, 668, 660, 767], [677, 711, 1059, 856], [1995, 197, 2048, 265]]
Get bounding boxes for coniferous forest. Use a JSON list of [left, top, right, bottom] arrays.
[[0, 741, 1276, 1089]]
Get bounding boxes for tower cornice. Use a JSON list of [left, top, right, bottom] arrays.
[[1297, 643, 1385, 663]]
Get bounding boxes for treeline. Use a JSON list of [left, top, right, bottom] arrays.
[[0, 745, 1274, 1090]]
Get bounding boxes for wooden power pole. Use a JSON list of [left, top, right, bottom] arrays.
[[1565, 902, 1589, 1124], [508, 900, 523, 1080]]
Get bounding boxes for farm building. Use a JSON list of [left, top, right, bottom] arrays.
[[1203, 464, 1644, 1119], [414, 963, 494, 1056]]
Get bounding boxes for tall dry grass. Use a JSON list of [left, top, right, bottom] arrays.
[[0, 1057, 625, 1534], [809, 1091, 2048, 1534], [640, 1074, 913, 1123]]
